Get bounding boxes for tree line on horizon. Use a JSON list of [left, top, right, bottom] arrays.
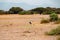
[[0, 7, 60, 15]]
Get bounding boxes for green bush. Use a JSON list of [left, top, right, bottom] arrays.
[[19, 11, 25, 15], [19, 11, 33, 15], [42, 11, 52, 15], [46, 26, 60, 35], [33, 12, 39, 14], [50, 12, 58, 22], [41, 19, 50, 24]]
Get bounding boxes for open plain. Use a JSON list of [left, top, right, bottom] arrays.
[[0, 14, 60, 40]]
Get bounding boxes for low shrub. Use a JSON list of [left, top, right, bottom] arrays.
[[41, 19, 50, 24], [50, 12, 58, 22], [19, 11, 33, 15], [45, 26, 60, 35], [42, 11, 52, 15], [19, 11, 25, 15]]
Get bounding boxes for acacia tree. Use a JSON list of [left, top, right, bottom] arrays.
[[30, 7, 45, 14], [9, 7, 24, 14], [0, 10, 5, 14]]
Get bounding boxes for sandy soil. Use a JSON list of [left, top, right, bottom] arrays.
[[0, 14, 60, 40]]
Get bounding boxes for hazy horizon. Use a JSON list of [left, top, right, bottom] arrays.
[[0, 0, 60, 11]]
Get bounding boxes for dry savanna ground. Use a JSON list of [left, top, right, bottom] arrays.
[[0, 14, 60, 40]]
